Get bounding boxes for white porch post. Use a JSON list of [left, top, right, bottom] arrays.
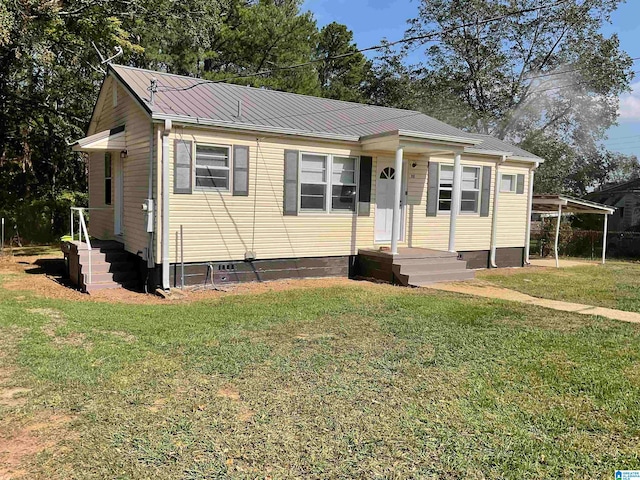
[[524, 167, 536, 264], [448, 151, 462, 253], [391, 145, 404, 255], [554, 204, 562, 268], [602, 214, 609, 265]]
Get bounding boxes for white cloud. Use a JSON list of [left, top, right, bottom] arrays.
[[618, 81, 640, 122]]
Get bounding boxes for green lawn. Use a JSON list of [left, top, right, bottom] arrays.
[[484, 261, 640, 313], [1, 271, 640, 478]]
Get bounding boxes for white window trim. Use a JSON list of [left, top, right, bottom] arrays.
[[460, 165, 481, 215], [500, 173, 516, 193], [298, 152, 360, 215], [437, 164, 454, 215], [194, 143, 232, 192], [437, 164, 483, 216]]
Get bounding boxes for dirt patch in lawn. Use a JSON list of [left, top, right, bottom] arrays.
[[217, 386, 241, 402], [0, 414, 75, 479], [2, 250, 366, 304], [0, 388, 32, 407], [27, 308, 93, 350]]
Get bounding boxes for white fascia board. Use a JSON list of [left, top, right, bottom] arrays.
[[152, 113, 360, 142], [508, 154, 544, 164], [396, 129, 482, 146], [464, 148, 513, 158]]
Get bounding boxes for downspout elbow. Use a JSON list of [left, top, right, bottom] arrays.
[[490, 154, 507, 268]]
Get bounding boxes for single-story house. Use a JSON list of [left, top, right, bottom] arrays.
[[68, 64, 543, 292], [586, 178, 640, 232]]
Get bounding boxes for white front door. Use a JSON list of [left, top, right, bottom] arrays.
[[375, 161, 405, 243], [113, 154, 124, 237]]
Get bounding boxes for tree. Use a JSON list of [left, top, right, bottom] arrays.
[[316, 22, 371, 102], [0, 0, 142, 241], [404, 0, 634, 194]]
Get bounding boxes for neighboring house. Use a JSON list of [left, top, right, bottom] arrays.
[[70, 64, 543, 292], [586, 178, 640, 232]]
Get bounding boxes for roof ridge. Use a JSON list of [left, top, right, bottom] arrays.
[[110, 63, 427, 116]]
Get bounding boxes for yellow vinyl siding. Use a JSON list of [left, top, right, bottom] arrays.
[[161, 126, 534, 263], [87, 76, 151, 256], [166, 128, 375, 262], [495, 163, 530, 247], [407, 155, 495, 252]]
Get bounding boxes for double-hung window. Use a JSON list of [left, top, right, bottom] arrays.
[[195, 144, 230, 190], [300, 153, 328, 210], [461, 166, 480, 213], [500, 174, 516, 193], [438, 164, 481, 213], [331, 156, 357, 211], [104, 153, 112, 205], [299, 153, 358, 212], [438, 164, 454, 212]]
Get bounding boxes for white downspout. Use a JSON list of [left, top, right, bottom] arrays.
[[554, 203, 562, 268], [524, 163, 538, 265], [602, 213, 609, 265], [448, 151, 462, 253], [161, 119, 172, 290], [490, 155, 507, 268], [391, 145, 404, 255]]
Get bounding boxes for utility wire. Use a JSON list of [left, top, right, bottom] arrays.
[[155, 0, 569, 93]]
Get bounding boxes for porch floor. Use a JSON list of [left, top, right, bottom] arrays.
[[357, 247, 458, 260]]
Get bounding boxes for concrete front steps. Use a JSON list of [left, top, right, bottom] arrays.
[[391, 250, 475, 287], [65, 240, 139, 293]]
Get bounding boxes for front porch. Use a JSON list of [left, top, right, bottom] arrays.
[[356, 247, 474, 286]]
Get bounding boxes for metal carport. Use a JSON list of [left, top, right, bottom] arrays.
[[531, 195, 615, 267]]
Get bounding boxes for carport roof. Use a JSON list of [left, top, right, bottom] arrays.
[[532, 195, 615, 215]]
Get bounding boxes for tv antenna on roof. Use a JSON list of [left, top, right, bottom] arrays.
[[91, 42, 124, 74]]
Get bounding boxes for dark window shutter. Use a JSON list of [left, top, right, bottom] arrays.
[[358, 156, 373, 216], [233, 145, 250, 196], [283, 149, 299, 215], [516, 173, 525, 194], [427, 161, 439, 216], [174, 139, 192, 194], [480, 166, 492, 217]]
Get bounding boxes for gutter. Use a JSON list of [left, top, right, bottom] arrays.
[[161, 119, 171, 290], [489, 155, 508, 268]]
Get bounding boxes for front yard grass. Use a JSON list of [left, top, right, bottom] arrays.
[[1, 269, 640, 478], [482, 261, 640, 313]]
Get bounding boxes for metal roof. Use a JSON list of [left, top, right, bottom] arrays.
[[109, 64, 541, 161], [533, 194, 615, 214]]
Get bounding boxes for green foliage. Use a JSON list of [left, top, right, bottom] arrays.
[[316, 22, 372, 102], [401, 0, 635, 194], [1, 0, 372, 242]]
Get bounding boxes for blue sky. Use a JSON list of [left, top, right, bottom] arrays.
[[302, 0, 640, 156]]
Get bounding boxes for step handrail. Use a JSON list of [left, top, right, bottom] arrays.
[[70, 207, 93, 285]]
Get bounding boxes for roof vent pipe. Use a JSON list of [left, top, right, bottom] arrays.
[[149, 78, 157, 105], [237, 99, 243, 118]]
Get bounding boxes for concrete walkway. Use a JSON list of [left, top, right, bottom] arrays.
[[426, 281, 640, 324]]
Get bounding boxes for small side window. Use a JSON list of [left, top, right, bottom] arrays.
[[500, 174, 516, 193], [104, 153, 112, 205]]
